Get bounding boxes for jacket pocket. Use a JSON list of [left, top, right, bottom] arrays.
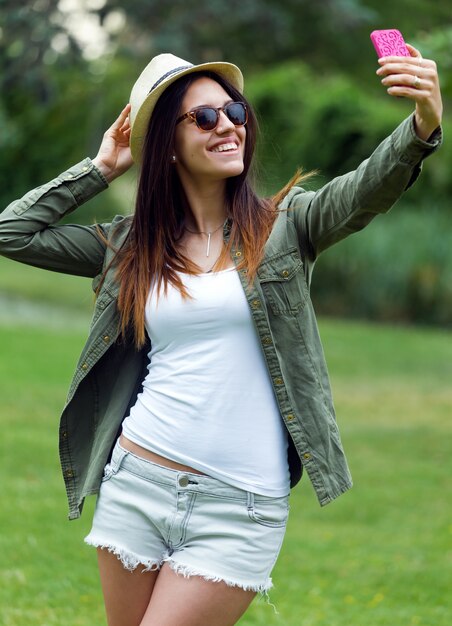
[[257, 248, 307, 315]]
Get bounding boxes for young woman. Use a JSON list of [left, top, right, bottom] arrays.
[[0, 48, 442, 626]]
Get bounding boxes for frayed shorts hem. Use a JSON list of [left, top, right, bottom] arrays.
[[84, 538, 273, 594], [84, 537, 161, 573]]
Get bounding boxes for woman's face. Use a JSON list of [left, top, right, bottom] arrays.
[[173, 77, 246, 186]]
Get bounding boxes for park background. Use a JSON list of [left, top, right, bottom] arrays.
[[0, 1, 451, 625]]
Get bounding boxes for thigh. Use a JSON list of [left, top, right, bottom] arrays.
[[97, 548, 160, 626], [141, 562, 256, 626]]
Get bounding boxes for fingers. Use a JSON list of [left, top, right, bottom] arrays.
[[374, 44, 442, 139], [376, 48, 439, 96], [406, 43, 422, 60], [110, 103, 131, 132], [378, 68, 437, 95]]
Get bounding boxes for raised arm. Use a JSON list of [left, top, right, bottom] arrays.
[[288, 45, 442, 261]]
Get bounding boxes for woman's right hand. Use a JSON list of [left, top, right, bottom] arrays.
[[92, 104, 133, 183]]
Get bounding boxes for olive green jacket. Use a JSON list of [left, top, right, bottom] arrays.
[[0, 115, 441, 519]]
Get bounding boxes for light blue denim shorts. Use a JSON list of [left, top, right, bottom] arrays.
[[85, 440, 289, 593]]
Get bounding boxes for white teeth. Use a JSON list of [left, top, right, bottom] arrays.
[[211, 143, 237, 153]]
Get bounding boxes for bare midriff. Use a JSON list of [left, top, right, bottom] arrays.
[[119, 433, 207, 475]]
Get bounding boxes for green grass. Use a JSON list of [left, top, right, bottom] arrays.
[[0, 311, 451, 625]]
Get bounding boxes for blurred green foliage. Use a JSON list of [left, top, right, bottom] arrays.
[[1, 0, 451, 326], [312, 208, 452, 328]]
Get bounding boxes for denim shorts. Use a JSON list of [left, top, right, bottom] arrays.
[[84, 440, 289, 593]]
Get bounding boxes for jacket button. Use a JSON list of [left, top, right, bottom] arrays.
[[262, 337, 272, 345], [287, 414, 295, 421], [65, 469, 74, 479], [235, 251, 242, 258], [81, 362, 88, 370], [61, 430, 68, 439], [282, 270, 289, 278], [303, 452, 312, 460], [274, 377, 284, 385], [103, 335, 110, 343], [251, 299, 261, 308]]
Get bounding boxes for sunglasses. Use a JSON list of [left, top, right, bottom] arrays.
[[176, 101, 248, 131]]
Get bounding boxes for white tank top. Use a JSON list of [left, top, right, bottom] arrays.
[[122, 266, 290, 496]]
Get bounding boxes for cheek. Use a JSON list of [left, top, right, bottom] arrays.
[[177, 143, 203, 165], [174, 131, 203, 162], [238, 128, 247, 154]]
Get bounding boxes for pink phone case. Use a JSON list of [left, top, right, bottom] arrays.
[[370, 29, 410, 58]]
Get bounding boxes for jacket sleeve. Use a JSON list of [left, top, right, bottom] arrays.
[[0, 158, 111, 278], [289, 114, 442, 261]]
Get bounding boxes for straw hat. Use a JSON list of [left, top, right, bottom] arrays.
[[129, 53, 244, 162]]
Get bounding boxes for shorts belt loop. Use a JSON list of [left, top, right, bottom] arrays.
[[112, 439, 129, 472], [246, 491, 254, 511]]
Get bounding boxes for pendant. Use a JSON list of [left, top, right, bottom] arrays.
[[206, 232, 211, 257]]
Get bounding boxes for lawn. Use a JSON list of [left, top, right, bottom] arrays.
[[0, 297, 450, 624]]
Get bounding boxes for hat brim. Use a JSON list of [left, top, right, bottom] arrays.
[[130, 61, 244, 163]]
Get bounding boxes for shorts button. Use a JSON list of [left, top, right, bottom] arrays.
[[178, 475, 189, 488]]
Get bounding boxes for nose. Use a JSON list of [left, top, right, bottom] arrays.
[[215, 109, 235, 133]]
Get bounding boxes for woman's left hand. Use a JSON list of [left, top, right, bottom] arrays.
[[376, 43, 443, 141]]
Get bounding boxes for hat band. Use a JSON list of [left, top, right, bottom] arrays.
[[149, 64, 194, 94]]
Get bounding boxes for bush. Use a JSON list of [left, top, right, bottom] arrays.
[[311, 202, 452, 327]]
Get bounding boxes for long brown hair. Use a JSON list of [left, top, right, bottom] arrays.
[[110, 71, 306, 348]]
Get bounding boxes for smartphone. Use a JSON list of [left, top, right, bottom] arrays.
[[370, 29, 410, 58]]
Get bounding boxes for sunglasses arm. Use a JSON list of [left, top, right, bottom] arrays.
[[175, 112, 193, 125]]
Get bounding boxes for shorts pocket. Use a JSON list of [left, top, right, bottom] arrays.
[[247, 493, 289, 528]]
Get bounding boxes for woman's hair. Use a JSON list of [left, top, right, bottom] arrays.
[[110, 71, 305, 348]]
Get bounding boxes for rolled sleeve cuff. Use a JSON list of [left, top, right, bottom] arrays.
[[395, 114, 442, 167], [62, 158, 109, 207]]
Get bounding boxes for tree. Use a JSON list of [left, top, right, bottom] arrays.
[[0, 1, 96, 204], [99, 0, 376, 71]]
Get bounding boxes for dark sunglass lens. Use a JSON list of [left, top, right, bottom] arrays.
[[225, 103, 246, 126], [195, 108, 218, 130]]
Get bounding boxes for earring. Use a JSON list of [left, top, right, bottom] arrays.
[[171, 155, 176, 162]]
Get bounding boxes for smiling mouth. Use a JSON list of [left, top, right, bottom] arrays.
[[210, 142, 238, 153]]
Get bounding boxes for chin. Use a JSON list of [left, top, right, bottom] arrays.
[[220, 161, 245, 178]]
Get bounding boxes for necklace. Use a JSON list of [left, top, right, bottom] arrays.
[[184, 219, 227, 257]]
